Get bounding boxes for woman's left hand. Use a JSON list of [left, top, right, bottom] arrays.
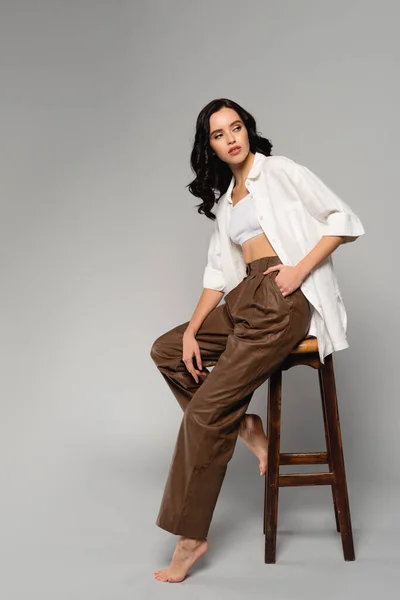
[[263, 264, 304, 297]]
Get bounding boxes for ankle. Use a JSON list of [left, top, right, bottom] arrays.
[[179, 536, 205, 547]]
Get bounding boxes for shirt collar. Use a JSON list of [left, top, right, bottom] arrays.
[[226, 151, 265, 204]]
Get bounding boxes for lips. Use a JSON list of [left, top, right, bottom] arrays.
[[229, 145, 241, 154]]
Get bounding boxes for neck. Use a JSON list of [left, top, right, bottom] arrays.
[[231, 151, 256, 188]]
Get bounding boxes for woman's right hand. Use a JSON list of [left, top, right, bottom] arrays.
[[182, 329, 203, 383]]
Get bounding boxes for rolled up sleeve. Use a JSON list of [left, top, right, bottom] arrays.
[[202, 219, 226, 292], [281, 161, 366, 242]]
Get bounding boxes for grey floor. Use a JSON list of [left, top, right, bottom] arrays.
[[1, 1, 398, 598], [1, 429, 398, 600]]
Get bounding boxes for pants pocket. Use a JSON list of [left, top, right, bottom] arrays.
[[269, 272, 294, 309]]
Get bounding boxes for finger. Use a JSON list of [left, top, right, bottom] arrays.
[[184, 358, 199, 383], [188, 367, 199, 383], [183, 357, 195, 374], [194, 349, 202, 371], [263, 265, 281, 275]]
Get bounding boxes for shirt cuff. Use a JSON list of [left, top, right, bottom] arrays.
[[321, 211, 366, 238], [203, 265, 225, 291]]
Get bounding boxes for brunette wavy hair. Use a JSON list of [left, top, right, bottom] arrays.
[[187, 98, 273, 221]]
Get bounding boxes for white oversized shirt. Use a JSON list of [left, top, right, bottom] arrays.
[[202, 152, 366, 363]]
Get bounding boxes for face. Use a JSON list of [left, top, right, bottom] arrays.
[[209, 107, 250, 164]]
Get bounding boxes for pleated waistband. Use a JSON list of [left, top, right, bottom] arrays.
[[245, 255, 282, 276]]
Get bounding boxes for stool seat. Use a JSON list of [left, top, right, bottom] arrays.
[[263, 337, 355, 563], [290, 335, 318, 354]]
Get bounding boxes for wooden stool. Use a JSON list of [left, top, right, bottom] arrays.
[[263, 336, 355, 563]]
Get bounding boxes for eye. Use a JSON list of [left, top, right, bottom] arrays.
[[214, 125, 241, 140]]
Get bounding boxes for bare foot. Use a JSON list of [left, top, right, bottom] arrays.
[[239, 413, 269, 476], [154, 536, 208, 583]]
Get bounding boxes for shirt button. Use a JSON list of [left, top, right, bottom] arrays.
[[259, 215, 263, 220]]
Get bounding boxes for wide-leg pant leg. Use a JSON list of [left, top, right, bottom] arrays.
[[153, 266, 311, 540], [150, 301, 255, 412]]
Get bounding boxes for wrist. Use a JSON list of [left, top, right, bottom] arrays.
[[295, 262, 310, 281], [185, 325, 197, 337]]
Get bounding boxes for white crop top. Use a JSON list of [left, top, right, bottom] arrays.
[[229, 193, 265, 246]]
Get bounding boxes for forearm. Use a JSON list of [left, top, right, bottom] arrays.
[[185, 287, 224, 336], [296, 235, 344, 279]]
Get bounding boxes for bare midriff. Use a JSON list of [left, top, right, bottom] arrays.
[[241, 232, 277, 264], [231, 186, 278, 264]]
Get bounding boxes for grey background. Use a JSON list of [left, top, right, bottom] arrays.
[[0, 0, 398, 598]]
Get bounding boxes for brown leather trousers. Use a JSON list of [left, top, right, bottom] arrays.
[[150, 255, 311, 540]]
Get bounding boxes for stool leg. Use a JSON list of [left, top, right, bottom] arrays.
[[262, 407, 268, 535], [318, 368, 341, 533], [264, 368, 282, 563], [320, 354, 355, 561]]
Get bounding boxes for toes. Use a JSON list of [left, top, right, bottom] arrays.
[[154, 569, 185, 583]]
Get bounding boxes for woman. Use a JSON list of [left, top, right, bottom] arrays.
[[150, 98, 365, 583]]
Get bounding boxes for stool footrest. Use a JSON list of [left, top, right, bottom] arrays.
[[279, 472, 334, 487], [279, 452, 328, 465]]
